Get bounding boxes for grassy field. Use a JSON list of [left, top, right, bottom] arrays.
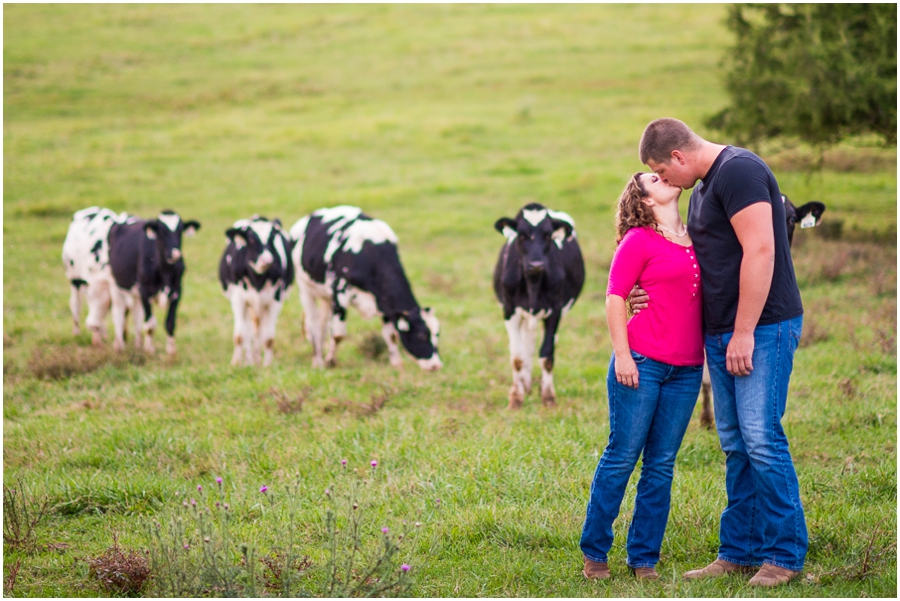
[[3, 4, 897, 597]]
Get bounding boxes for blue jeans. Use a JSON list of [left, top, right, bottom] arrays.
[[580, 350, 702, 568], [705, 316, 807, 572]]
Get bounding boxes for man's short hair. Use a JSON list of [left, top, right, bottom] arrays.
[[639, 118, 701, 165]]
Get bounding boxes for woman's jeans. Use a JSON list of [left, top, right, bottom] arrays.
[[705, 316, 808, 572], [580, 350, 702, 568]]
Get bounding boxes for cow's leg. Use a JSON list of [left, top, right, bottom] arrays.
[[85, 279, 111, 345], [140, 292, 156, 354], [69, 284, 83, 336], [163, 293, 180, 357], [519, 313, 539, 396], [299, 280, 328, 368], [111, 288, 128, 352], [538, 312, 562, 407], [324, 295, 347, 368], [504, 308, 527, 409], [229, 291, 251, 366], [700, 361, 714, 428], [381, 319, 403, 368], [260, 301, 282, 367]]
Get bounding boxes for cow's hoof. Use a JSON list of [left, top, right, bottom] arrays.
[[91, 331, 102, 346], [166, 338, 176, 356], [325, 358, 336, 368], [508, 388, 524, 410], [390, 358, 403, 369], [311, 357, 325, 369], [113, 340, 125, 352], [541, 388, 557, 407]]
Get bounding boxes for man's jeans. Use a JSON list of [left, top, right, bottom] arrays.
[[705, 316, 808, 572], [580, 350, 702, 568]]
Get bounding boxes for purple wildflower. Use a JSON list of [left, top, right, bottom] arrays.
[[216, 477, 223, 485], [341, 459, 347, 466], [371, 460, 378, 468], [190, 498, 196, 506], [381, 527, 389, 534], [197, 485, 203, 492], [260, 485, 268, 493], [183, 544, 190, 550], [401, 564, 411, 572]]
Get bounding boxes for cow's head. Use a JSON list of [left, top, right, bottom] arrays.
[[395, 307, 442, 371], [226, 216, 289, 275], [144, 210, 201, 265], [782, 195, 826, 246], [495, 203, 574, 277]]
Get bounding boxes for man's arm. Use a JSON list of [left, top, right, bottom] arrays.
[[728, 201, 775, 376]]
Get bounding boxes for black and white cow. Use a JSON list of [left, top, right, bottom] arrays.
[[107, 210, 200, 356], [783, 195, 826, 246], [289, 206, 442, 371], [494, 202, 585, 408], [219, 216, 294, 367], [695, 194, 826, 428], [61, 207, 130, 344]]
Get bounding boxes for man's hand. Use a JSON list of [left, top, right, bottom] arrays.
[[627, 284, 649, 314], [726, 331, 754, 376]]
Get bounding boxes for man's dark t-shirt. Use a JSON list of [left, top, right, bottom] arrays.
[[687, 146, 803, 335]]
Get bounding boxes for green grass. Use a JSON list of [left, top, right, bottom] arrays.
[[3, 4, 896, 597]]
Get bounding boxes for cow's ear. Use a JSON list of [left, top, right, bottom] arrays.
[[226, 228, 247, 249], [551, 219, 574, 241], [795, 201, 826, 228], [494, 217, 518, 238], [183, 220, 201, 236], [144, 221, 159, 240], [396, 317, 410, 332], [272, 218, 282, 229]]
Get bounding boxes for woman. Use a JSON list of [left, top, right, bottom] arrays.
[[580, 172, 704, 581]]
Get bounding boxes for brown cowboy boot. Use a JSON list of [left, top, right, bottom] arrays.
[[583, 557, 611, 580], [748, 563, 801, 587], [631, 567, 660, 580], [683, 559, 755, 580]]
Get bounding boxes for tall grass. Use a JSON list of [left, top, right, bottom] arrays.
[[3, 4, 896, 597]]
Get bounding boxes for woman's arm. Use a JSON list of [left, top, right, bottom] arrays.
[[606, 294, 639, 389]]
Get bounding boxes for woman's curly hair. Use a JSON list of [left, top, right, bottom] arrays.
[[615, 172, 661, 244]]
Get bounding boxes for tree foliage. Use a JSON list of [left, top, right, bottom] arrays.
[[707, 4, 897, 148]]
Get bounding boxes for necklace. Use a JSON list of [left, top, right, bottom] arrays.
[[658, 223, 688, 237]]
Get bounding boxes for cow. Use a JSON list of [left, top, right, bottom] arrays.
[[107, 210, 200, 356], [289, 205, 442, 371], [695, 194, 826, 428], [493, 202, 585, 409], [219, 215, 294, 367], [61, 207, 130, 344]]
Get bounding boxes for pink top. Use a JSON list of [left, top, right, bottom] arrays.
[[607, 226, 704, 366]]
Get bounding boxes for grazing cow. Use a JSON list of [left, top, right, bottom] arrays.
[[219, 216, 294, 367], [61, 207, 130, 344], [289, 205, 442, 371], [695, 194, 827, 428], [107, 210, 200, 356], [493, 202, 585, 409]]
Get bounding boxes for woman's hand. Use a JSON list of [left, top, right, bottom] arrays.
[[615, 354, 640, 389]]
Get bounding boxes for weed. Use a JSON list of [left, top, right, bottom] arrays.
[[28, 346, 145, 380], [267, 386, 310, 414], [86, 533, 151, 596], [3, 478, 51, 551], [358, 332, 388, 360], [3, 560, 22, 596]]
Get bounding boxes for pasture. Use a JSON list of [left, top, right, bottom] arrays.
[[3, 4, 897, 597]]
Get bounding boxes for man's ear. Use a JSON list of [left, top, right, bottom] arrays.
[[226, 227, 248, 249], [670, 150, 686, 165], [494, 217, 518, 238]]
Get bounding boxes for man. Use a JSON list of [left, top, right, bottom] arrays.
[[636, 118, 807, 587]]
